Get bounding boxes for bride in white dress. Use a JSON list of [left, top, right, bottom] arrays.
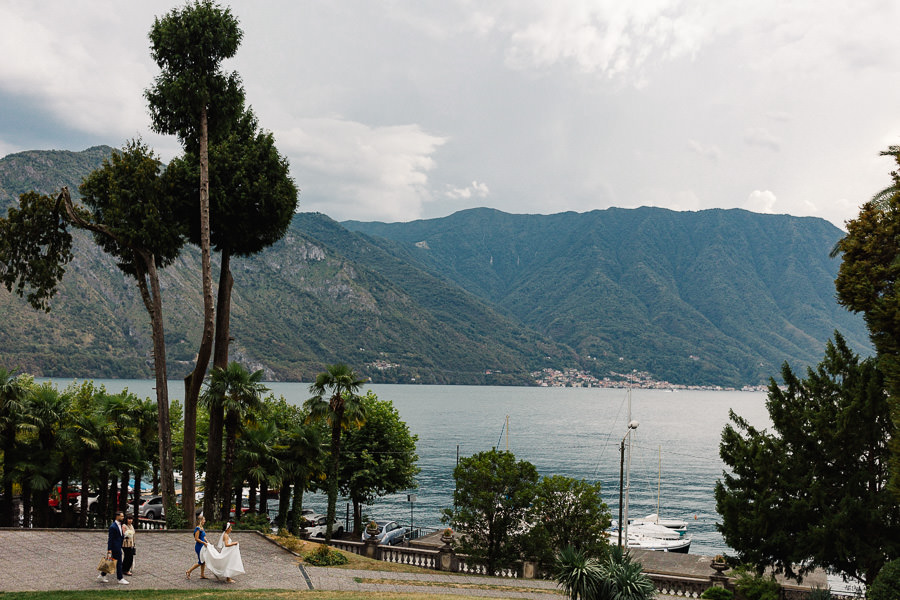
[[200, 522, 245, 583]]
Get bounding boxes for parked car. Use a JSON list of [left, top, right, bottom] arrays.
[[304, 513, 344, 538], [138, 495, 165, 520], [361, 520, 406, 545]]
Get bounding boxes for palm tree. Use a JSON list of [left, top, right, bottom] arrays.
[[304, 363, 367, 541], [202, 362, 267, 521], [235, 419, 280, 516], [128, 397, 158, 518], [281, 420, 324, 535], [0, 367, 27, 526], [23, 382, 70, 527], [552, 546, 606, 600]]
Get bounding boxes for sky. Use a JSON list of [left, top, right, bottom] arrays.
[[3, 1, 900, 228]]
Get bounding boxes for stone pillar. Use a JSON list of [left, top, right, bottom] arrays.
[[363, 536, 379, 559], [438, 535, 458, 572], [522, 560, 539, 579]]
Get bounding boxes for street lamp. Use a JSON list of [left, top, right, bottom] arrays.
[[618, 419, 639, 548]]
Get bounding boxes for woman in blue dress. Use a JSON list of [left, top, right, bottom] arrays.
[[186, 515, 210, 579]]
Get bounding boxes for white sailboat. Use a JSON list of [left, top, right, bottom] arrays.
[[616, 385, 692, 553]]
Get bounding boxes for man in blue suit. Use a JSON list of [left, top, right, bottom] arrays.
[[100, 511, 129, 584]]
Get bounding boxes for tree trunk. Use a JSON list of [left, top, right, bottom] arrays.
[[290, 477, 305, 535], [182, 104, 216, 528], [234, 483, 242, 522], [220, 412, 238, 521], [258, 479, 268, 515], [22, 481, 32, 528], [326, 415, 343, 541], [136, 259, 176, 510], [277, 482, 291, 533], [204, 256, 231, 521], [79, 462, 90, 528], [0, 428, 15, 526], [248, 480, 258, 515], [60, 466, 71, 527], [119, 471, 129, 514], [132, 468, 143, 520]]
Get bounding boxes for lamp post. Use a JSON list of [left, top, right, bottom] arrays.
[[617, 420, 639, 548]]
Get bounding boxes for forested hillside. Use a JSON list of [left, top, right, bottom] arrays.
[[0, 148, 870, 386]]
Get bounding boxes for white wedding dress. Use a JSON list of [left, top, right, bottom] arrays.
[[200, 532, 245, 579]]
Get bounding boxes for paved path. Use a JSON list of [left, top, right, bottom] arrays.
[[0, 529, 563, 597]]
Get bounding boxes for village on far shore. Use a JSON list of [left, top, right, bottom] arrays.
[[530, 367, 769, 393]]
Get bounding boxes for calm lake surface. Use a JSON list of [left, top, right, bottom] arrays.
[[48, 378, 770, 556]]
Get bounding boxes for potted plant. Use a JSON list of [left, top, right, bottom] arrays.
[[440, 527, 454, 544], [710, 554, 728, 574]]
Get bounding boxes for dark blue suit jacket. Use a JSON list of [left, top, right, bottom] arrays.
[[107, 520, 124, 553]]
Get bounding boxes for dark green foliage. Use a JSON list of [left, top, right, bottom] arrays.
[[715, 333, 899, 585], [78, 140, 186, 277], [600, 546, 656, 600], [867, 558, 900, 600], [339, 391, 419, 535], [443, 449, 539, 575], [833, 148, 900, 498], [552, 546, 605, 600], [303, 543, 349, 566], [0, 190, 73, 311], [524, 475, 610, 565], [167, 109, 298, 256], [700, 587, 733, 600], [145, 0, 244, 149], [552, 545, 655, 600], [164, 500, 188, 530], [806, 586, 832, 600], [732, 568, 780, 600], [230, 513, 271, 533]]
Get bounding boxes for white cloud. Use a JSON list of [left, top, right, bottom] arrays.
[[744, 128, 782, 151], [278, 118, 447, 222], [687, 139, 722, 162], [745, 190, 778, 214], [0, 3, 155, 138], [445, 181, 490, 199]]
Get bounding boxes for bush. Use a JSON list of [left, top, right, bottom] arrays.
[[701, 586, 734, 600], [164, 501, 187, 530], [807, 586, 832, 600], [733, 568, 780, 600], [304, 543, 349, 566], [232, 513, 272, 533], [867, 558, 900, 600]]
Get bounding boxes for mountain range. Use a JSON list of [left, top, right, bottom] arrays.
[[0, 147, 871, 387]]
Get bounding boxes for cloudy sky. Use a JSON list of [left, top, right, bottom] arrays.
[[2, 1, 900, 227]]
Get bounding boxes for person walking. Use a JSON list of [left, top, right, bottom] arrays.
[[99, 511, 128, 584], [121, 514, 136, 576], [201, 521, 245, 583], [186, 515, 210, 579]]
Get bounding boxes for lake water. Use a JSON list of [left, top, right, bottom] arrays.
[[46, 378, 770, 556]]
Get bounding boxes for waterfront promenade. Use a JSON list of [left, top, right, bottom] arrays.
[[0, 528, 827, 597], [0, 528, 563, 597]]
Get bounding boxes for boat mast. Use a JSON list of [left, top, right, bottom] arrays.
[[624, 370, 635, 542], [657, 446, 661, 523]]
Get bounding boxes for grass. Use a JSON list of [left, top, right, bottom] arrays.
[[268, 533, 439, 574]]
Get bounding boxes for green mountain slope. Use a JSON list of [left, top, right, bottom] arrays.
[[0, 148, 870, 387], [343, 207, 870, 385]]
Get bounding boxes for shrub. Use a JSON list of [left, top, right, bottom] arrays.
[[701, 586, 734, 600], [867, 558, 900, 600], [807, 586, 832, 600], [600, 545, 656, 600], [732, 568, 780, 600], [164, 500, 187, 530], [304, 543, 349, 566], [232, 513, 272, 533]]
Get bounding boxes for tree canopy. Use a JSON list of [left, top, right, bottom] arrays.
[[443, 448, 539, 575], [714, 332, 900, 586], [339, 391, 419, 534]]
